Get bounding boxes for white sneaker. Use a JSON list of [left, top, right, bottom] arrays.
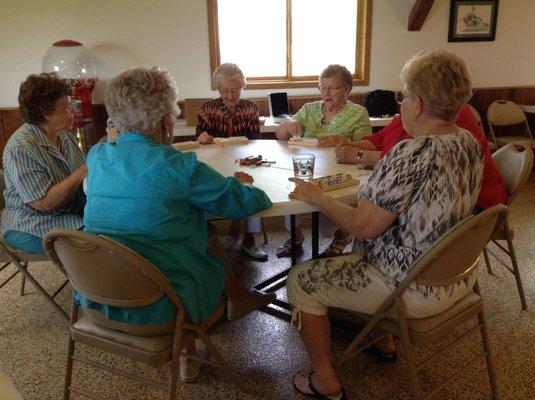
[[179, 339, 207, 383], [240, 242, 268, 261], [220, 235, 237, 251]]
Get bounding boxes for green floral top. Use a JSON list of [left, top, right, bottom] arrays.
[[292, 101, 371, 141]]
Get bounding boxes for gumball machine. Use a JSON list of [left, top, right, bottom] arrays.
[[42, 40, 98, 152]]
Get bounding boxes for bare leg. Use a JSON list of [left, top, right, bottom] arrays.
[[293, 311, 342, 395]]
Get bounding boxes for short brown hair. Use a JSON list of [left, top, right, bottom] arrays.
[[319, 64, 353, 90], [18, 73, 70, 124]]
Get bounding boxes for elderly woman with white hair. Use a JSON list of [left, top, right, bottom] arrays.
[[286, 50, 484, 399], [79, 67, 275, 383], [196, 63, 267, 260], [275, 64, 372, 259]]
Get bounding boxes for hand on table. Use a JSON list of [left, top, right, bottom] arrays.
[[335, 145, 358, 164], [275, 120, 302, 140], [317, 135, 350, 147], [198, 131, 214, 144], [234, 171, 254, 185], [288, 177, 324, 206]]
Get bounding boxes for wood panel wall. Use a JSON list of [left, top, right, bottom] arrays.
[[1, 87, 534, 163]]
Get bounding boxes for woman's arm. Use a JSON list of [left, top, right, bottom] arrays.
[[30, 165, 87, 212], [275, 120, 302, 140], [289, 178, 396, 239], [335, 141, 380, 165]]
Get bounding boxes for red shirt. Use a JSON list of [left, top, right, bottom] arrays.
[[363, 104, 508, 209]]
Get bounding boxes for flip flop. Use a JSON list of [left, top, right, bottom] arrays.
[[292, 371, 347, 400], [318, 234, 352, 258]]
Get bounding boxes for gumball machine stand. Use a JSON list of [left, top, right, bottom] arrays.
[[42, 40, 98, 152]]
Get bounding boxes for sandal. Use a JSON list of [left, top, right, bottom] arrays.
[[319, 234, 352, 258], [363, 332, 397, 363], [292, 371, 347, 400], [276, 238, 303, 258]]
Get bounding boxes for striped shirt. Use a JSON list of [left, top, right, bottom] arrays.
[[195, 98, 260, 139], [1, 123, 86, 237]]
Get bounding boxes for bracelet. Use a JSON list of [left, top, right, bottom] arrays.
[[356, 150, 364, 165]]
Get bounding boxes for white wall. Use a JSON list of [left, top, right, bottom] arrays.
[[1, 0, 534, 108]]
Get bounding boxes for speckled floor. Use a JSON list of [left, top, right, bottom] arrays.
[[1, 176, 534, 400]]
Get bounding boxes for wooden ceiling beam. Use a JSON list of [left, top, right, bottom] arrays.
[[408, 0, 435, 31]]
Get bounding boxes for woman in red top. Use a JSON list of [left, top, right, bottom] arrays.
[[336, 103, 508, 209]]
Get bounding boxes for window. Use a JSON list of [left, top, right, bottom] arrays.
[[207, 0, 372, 89]]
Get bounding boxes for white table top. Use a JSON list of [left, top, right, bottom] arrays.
[[188, 140, 370, 217], [173, 116, 394, 137], [520, 104, 535, 114]]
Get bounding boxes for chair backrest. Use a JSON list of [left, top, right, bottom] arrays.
[[492, 143, 534, 204], [389, 205, 508, 298], [184, 98, 212, 126], [487, 100, 527, 126], [44, 229, 184, 311]]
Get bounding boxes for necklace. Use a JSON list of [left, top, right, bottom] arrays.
[[321, 102, 346, 124]]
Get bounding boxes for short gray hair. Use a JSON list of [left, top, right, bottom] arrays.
[[319, 64, 353, 90], [212, 63, 246, 89], [105, 67, 179, 136], [400, 49, 472, 122]]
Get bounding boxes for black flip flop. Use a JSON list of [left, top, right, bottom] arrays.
[[293, 371, 347, 400]]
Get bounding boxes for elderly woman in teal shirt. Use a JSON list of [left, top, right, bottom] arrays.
[[274, 65, 372, 257], [78, 67, 274, 381]]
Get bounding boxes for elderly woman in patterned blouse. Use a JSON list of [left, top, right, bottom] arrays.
[[195, 63, 267, 260], [1, 73, 86, 254], [274, 64, 372, 258], [286, 50, 484, 399]]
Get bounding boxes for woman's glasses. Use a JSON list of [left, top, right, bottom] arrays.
[[318, 85, 345, 93]]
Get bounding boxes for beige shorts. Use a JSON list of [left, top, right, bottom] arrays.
[[286, 253, 476, 324]]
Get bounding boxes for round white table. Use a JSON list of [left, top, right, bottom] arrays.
[[190, 139, 370, 218]]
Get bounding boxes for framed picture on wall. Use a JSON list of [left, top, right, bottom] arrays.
[[448, 0, 499, 42]]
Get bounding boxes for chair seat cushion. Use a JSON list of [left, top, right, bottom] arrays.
[[400, 293, 481, 333], [71, 317, 173, 353]]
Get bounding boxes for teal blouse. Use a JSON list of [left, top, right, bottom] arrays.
[[76, 133, 272, 324], [292, 101, 372, 141]]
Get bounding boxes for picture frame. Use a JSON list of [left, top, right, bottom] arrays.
[[448, 0, 499, 42]]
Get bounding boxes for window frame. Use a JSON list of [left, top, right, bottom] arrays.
[[207, 0, 373, 90]]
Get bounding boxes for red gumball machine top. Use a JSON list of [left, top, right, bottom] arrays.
[[42, 40, 98, 126]]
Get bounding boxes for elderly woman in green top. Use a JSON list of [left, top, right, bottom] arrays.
[[274, 65, 372, 257], [276, 64, 371, 146]]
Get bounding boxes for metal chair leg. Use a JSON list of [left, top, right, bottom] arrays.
[[19, 262, 27, 296], [478, 310, 500, 400], [504, 226, 528, 310], [483, 247, 493, 275], [261, 218, 268, 245]]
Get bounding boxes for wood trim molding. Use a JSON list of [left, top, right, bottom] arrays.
[[207, 0, 220, 89], [408, 0, 435, 31]]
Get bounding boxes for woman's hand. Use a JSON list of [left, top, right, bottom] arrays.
[[198, 131, 214, 144], [317, 135, 350, 147], [275, 120, 302, 140], [335, 145, 358, 164], [288, 177, 324, 205], [234, 171, 254, 185]]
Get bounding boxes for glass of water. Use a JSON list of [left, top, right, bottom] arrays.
[[292, 154, 315, 181]]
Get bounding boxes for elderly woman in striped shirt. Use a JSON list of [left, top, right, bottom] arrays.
[[1, 73, 86, 254]]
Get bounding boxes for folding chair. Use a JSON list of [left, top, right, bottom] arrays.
[[44, 228, 247, 400], [0, 169, 68, 320], [468, 104, 495, 151], [487, 100, 535, 150], [335, 205, 508, 400], [482, 143, 533, 310]]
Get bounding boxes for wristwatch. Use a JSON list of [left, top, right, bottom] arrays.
[[355, 150, 365, 168]]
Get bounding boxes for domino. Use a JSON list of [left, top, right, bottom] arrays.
[[310, 173, 359, 192]]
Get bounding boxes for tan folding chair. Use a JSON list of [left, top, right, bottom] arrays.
[[0, 370, 23, 400], [0, 169, 69, 320], [487, 100, 535, 149], [44, 228, 246, 400], [335, 205, 508, 400], [482, 144, 533, 310]]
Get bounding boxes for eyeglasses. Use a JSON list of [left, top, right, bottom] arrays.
[[219, 88, 241, 96], [318, 85, 345, 93]]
